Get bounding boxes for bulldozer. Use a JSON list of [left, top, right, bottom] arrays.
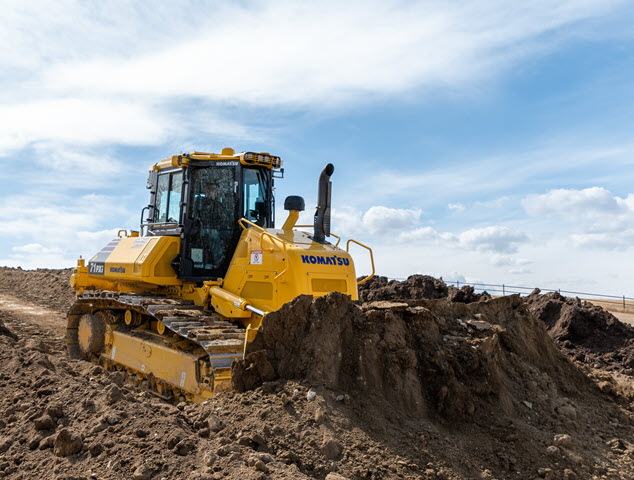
[[67, 148, 374, 402]]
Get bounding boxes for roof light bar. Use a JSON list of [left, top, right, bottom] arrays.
[[244, 152, 281, 168]]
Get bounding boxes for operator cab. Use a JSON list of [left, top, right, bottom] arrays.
[[143, 150, 279, 282]]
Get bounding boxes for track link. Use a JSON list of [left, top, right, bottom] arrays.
[[67, 292, 246, 402]]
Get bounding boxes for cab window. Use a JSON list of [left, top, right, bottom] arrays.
[[186, 166, 238, 276], [243, 168, 269, 227], [154, 172, 182, 223]]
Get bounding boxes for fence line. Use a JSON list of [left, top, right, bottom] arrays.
[[385, 277, 634, 309]]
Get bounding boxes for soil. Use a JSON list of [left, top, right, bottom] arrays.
[[357, 275, 491, 304], [1, 269, 634, 479], [525, 290, 634, 377]]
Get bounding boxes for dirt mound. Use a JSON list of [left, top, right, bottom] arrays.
[[526, 290, 634, 374], [235, 293, 580, 420], [0, 267, 75, 312], [358, 275, 490, 303], [233, 292, 634, 478], [357, 275, 448, 302]]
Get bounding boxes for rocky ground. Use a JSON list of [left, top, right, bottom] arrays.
[[1, 268, 634, 479]]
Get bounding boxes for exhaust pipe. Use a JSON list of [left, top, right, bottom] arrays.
[[313, 163, 334, 243]]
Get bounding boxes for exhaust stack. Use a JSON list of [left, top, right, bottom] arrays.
[[313, 163, 334, 243]]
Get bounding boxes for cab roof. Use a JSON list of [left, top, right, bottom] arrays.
[[152, 148, 281, 171]]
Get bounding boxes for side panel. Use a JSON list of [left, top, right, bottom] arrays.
[[87, 236, 181, 286], [222, 228, 357, 314]]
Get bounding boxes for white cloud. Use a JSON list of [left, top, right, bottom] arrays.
[[333, 206, 422, 237], [0, 99, 169, 154], [523, 187, 634, 249], [38, 1, 625, 104], [361, 206, 422, 235], [0, 0, 629, 151], [458, 226, 528, 254], [397, 226, 443, 243], [12, 243, 62, 255], [2, 244, 68, 269], [0, 192, 130, 243], [570, 230, 634, 250], [397, 224, 528, 254], [448, 203, 465, 212], [523, 186, 634, 218], [507, 267, 533, 275], [489, 254, 532, 268]]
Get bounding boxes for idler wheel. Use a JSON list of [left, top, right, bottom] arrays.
[[78, 312, 107, 354]]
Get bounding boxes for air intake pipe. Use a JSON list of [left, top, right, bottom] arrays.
[[313, 163, 334, 243]]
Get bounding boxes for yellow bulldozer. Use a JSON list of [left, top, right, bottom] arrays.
[[67, 148, 374, 402]]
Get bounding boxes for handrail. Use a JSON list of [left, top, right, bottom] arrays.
[[346, 239, 375, 285], [238, 217, 267, 232], [329, 233, 342, 247]]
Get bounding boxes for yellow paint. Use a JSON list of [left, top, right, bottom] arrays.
[[152, 149, 281, 171], [78, 320, 91, 352], [104, 330, 213, 401]]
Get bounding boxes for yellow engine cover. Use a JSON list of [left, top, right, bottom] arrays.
[[84, 236, 181, 287], [219, 227, 358, 315]]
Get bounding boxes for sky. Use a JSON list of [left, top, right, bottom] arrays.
[[2, 0, 634, 297]]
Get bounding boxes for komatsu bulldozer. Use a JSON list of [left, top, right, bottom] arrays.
[[67, 148, 373, 402]]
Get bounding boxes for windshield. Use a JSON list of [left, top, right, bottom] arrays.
[[185, 166, 239, 278]]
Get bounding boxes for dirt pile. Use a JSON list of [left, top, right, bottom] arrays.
[[357, 275, 490, 303], [526, 290, 634, 375], [234, 292, 634, 478], [0, 267, 74, 312]]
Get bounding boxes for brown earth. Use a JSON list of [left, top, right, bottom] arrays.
[[0, 267, 75, 312], [357, 275, 491, 304], [1, 269, 634, 479], [526, 290, 634, 377]]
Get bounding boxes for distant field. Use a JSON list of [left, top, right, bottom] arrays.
[[585, 299, 634, 326]]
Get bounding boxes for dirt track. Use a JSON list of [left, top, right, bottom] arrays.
[[1, 268, 634, 479]]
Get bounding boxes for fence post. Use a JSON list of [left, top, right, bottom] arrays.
[[624, 295, 626, 309], [503, 284, 505, 296], [457, 280, 460, 288]]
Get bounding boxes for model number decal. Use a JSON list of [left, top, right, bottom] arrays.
[[88, 262, 105, 275]]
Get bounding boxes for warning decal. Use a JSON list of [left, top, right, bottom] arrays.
[[250, 250, 263, 265]]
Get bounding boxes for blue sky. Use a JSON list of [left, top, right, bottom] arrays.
[[2, 0, 634, 296]]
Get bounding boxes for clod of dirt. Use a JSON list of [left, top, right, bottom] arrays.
[[358, 274, 490, 303], [53, 428, 83, 457], [357, 274, 448, 302], [525, 290, 634, 374], [0, 318, 17, 340]]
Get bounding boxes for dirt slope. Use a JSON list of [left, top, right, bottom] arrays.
[[0, 267, 74, 312], [525, 290, 634, 376], [1, 270, 634, 479]]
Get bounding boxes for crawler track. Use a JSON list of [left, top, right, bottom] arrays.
[[67, 292, 246, 401]]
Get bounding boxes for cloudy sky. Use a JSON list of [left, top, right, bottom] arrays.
[[2, 0, 634, 296]]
